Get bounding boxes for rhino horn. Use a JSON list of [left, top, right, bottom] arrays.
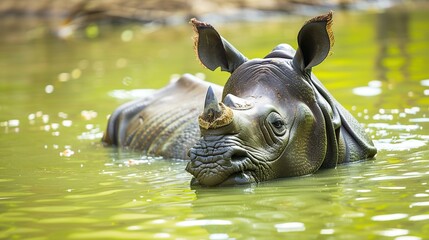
[[199, 86, 233, 129]]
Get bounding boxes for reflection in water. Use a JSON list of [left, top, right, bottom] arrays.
[[373, 9, 416, 108], [186, 155, 429, 238], [375, 8, 410, 83]]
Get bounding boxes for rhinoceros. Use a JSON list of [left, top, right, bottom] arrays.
[[103, 12, 377, 186]]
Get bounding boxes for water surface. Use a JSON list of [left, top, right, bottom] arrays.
[[1, 9, 429, 239]]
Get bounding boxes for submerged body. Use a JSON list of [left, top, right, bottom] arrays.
[[103, 12, 377, 186], [102, 74, 222, 160]]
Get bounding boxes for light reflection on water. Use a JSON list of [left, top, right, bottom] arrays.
[[0, 9, 429, 240]]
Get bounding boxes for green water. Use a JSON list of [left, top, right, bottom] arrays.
[[1, 9, 429, 239]]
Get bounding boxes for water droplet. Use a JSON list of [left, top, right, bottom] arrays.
[[62, 120, 73, 127], [60, 149, 74, 157], [42, 114, 49, 123], [353, 86, 381, 96], [81, 110, 98, 120], [58, 72, 70, 82], [51, 123, 59, 130], [8, 119, 20, 127], [404, 107, 420, 114], [58, 112, 68, 119], [71, 69, 81, 79], [121, 30, 134, 42], [127, 225, 142, 231], [152, 219, 166, 224], [356, 197, 371, 201], [45, 85, 54, 94], [320, 229, 335, 235], [421, 79, 429, 86]]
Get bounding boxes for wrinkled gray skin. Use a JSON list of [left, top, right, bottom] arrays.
[[103, 12, 377, 187], [102, 74, 222, 160]]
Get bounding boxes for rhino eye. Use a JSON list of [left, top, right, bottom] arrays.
[[272, 120, 284, 129], [267, 112, 287, 136]]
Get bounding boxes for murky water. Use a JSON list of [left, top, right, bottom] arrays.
[[1, 9, 429, 239]]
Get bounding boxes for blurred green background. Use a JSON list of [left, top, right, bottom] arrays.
[[1, 1, 429, 239]]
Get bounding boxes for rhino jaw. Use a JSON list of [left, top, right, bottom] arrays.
[[189, 171, 254, 187]]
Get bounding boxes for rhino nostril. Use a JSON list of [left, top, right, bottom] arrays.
[[230, 149, 248, 162]]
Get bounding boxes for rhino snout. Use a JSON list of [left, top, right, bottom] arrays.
[[186, 143, 256, 186]]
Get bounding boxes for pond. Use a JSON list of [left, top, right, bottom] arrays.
[[1, 9, 429, 239]]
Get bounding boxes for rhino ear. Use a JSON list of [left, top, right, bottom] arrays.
[[190, 18, 247, 73], [293, 11, 334, 72]]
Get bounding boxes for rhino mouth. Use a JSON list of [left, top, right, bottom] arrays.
[[186, 140, 257, 186]]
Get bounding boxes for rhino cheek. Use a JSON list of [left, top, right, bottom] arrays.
[[274, 104, 326, 177]]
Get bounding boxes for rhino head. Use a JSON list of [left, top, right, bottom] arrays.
[[186, 12, 376, 186]]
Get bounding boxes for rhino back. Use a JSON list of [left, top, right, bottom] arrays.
[[104, 74, 223, 160], [125, 101, 201, 159]]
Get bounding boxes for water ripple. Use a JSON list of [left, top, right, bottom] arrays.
[[176, 219, 232, 227], [409, 214, 429, 221], [371, 213, 408, 221], [409, 202, 429, 208], [65, 189, 126, 199], [373, 139, 426, 151], [376, 228, 409, 237], [274, 222, 306, 232]]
